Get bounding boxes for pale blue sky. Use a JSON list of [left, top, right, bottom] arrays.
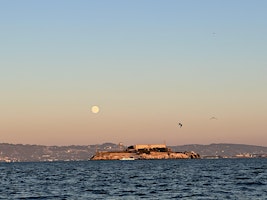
[[1, 1, 267, 146]]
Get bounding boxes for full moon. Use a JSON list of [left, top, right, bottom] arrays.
[[91, 106, 100, 114]]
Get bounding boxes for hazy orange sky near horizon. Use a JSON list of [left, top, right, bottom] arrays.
[[1, 1, 267, 146]]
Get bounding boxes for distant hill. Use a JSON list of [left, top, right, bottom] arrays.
[[0, 143, 267, 162], [0, 142, 122, 162], [170, 143, 267, 158]]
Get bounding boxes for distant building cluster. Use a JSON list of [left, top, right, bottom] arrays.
[[126, 144, 169, 153]]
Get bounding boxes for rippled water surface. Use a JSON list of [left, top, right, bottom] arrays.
[[0, 158, 266, 199]]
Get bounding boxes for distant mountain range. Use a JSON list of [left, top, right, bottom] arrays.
[[0, 143, 266, 162], [169, 143, 267, 158]]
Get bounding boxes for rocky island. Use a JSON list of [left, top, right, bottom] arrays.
[[90, 144, 200, 160]]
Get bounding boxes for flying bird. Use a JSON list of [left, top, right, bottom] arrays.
[[210, 117, 218, 120], [178, 123, 182, 128]]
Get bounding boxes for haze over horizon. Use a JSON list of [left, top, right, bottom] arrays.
[[1, 1, 266, 146]]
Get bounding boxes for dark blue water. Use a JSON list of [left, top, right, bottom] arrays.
[[0, 159, 266, 199]]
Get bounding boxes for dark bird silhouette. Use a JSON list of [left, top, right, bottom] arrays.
[[178, 123, 182, 128], [210, 117, 218, 120]]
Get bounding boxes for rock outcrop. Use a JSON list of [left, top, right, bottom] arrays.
[[91, 151, 200, 160]]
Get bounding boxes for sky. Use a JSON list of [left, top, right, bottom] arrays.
[[1, 1, 267, 146]]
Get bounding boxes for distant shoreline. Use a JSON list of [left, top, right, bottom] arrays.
[[1, 143, 267, 162]]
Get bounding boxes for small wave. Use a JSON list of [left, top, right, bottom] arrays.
[[237, 181, 265, 186]]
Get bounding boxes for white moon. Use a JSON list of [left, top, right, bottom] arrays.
[[91, 106, 100, 114]]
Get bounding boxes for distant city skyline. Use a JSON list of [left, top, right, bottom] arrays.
[[0, 1, 266, 146]]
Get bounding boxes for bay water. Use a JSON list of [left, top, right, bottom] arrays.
[[0, 158, 266, 199]]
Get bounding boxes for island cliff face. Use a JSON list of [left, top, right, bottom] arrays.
[[90, 144, 200, 160]]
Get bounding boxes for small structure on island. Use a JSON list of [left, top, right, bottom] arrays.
[[90, 143, 200, 160]]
